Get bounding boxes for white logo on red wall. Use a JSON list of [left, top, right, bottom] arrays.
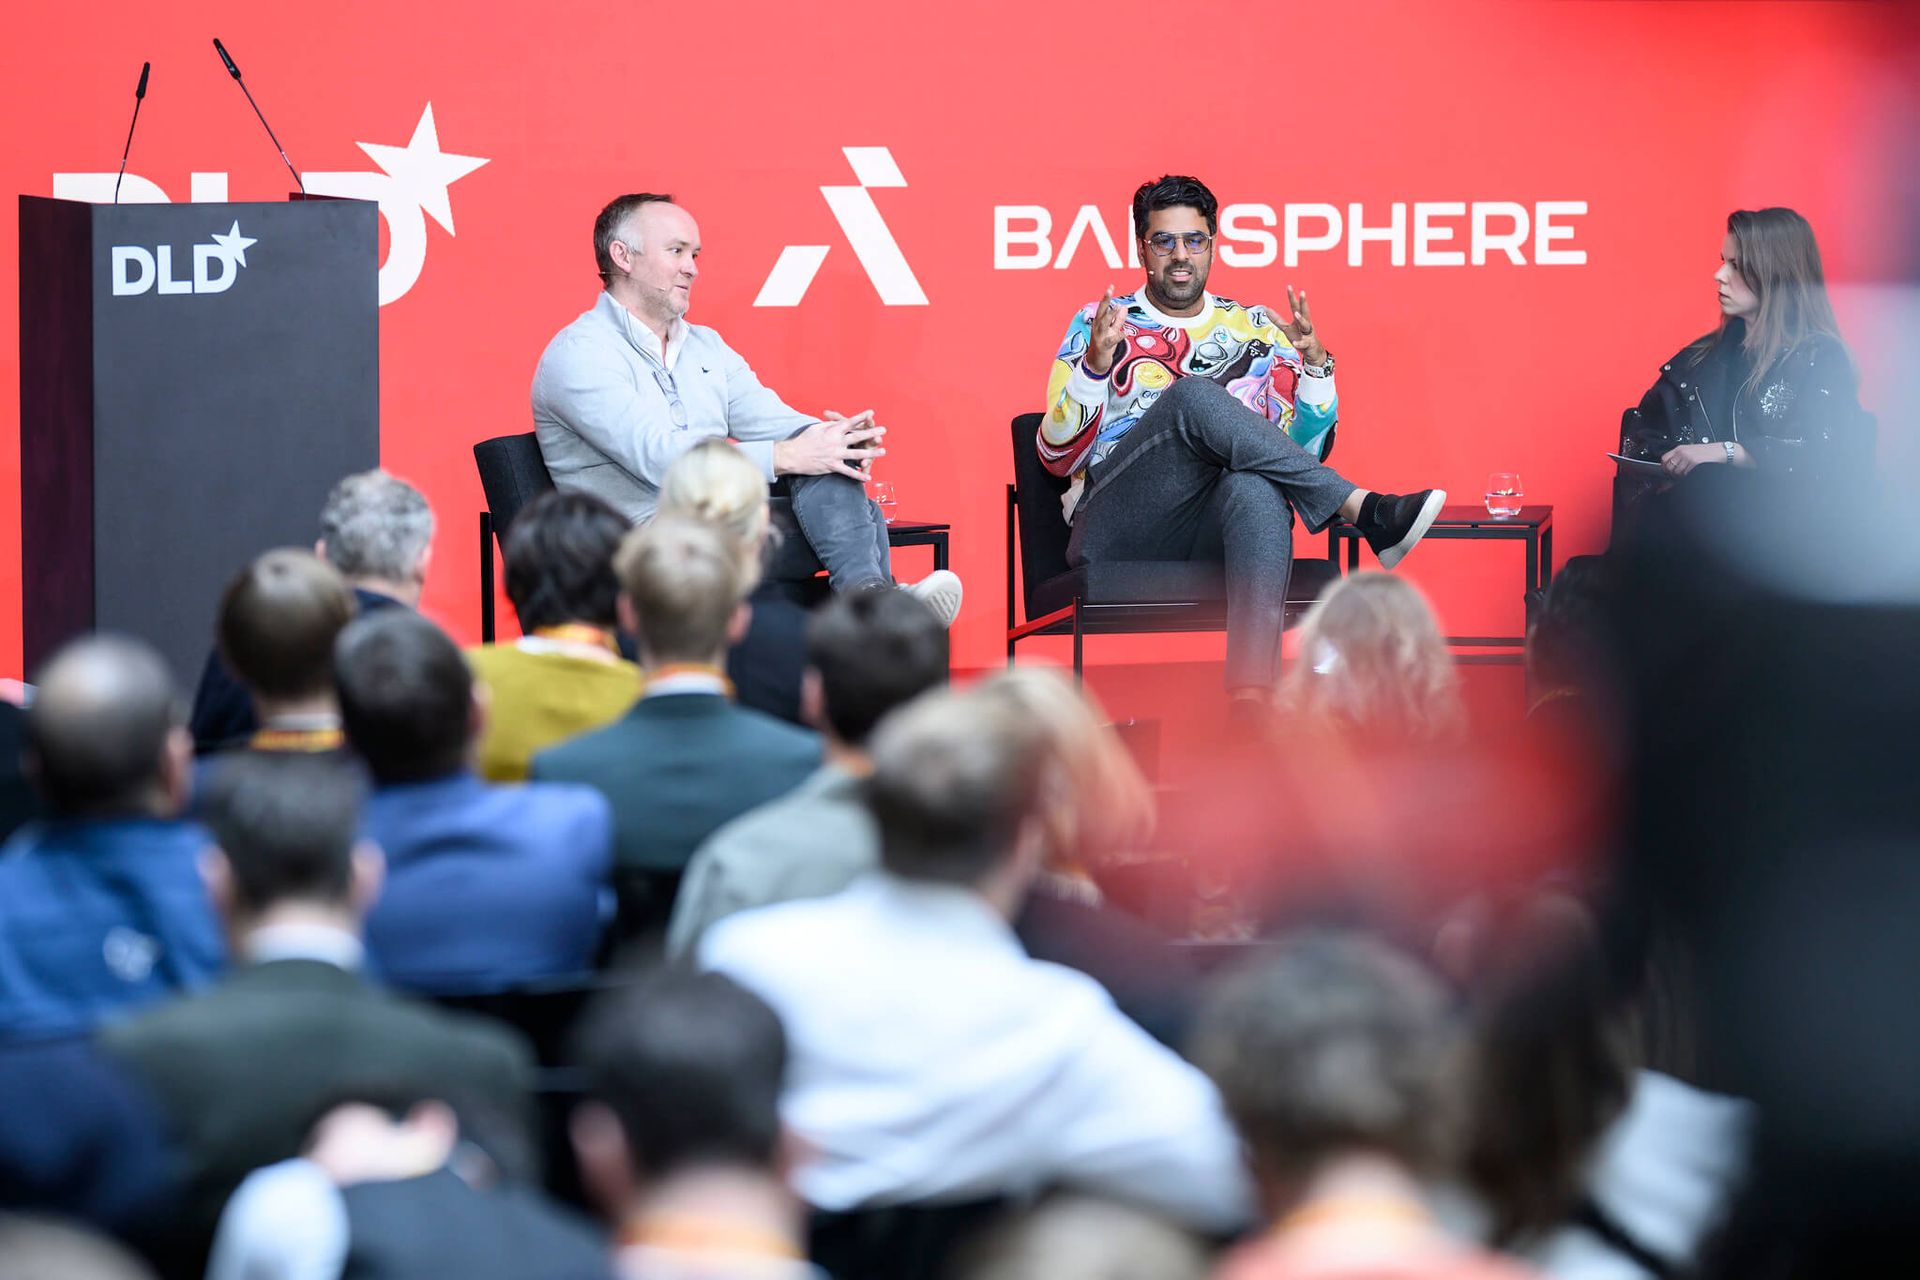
[[754, 147, 927, 307], [56, 104, 487, 306], [112, 220, 256, 296]]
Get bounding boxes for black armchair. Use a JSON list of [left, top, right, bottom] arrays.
[[1005, 412, 1337, 676]]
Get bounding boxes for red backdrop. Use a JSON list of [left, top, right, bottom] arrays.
[[3, 1, 1913, 677]]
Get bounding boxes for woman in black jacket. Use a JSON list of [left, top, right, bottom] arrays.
[[1616, 209, 1871, 531]]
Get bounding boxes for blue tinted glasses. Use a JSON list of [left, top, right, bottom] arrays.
[[1146, 231, 1212, 256]]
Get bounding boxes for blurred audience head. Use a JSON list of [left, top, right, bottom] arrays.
[[200, 754, 375, 933], [804, 588, 948, 751], [1280, 572, 1464, 745], [658, 439, 770, 591], [865, 687, 1054, 905], [571, 968, 788, 1216], [1189, 930, 1455, 1209], [1440, 889, 1635, 1245], [953, 1194, 1209, 1280], [502, 490, 630, 634], [316, 470, 435, 605], [973, 667, 1155, 870], [26, 634, 188, 820], [335, 611, 477, 785], [216, 548, 355, 709], [613, 515, 750, 668], [0, 1214, 157, 1280]]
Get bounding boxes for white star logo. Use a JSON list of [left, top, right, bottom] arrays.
[[208, 220, 257, 268], [356, 104, 489, 236]]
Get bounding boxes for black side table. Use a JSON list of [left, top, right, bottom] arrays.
[[1325, 504, 1553, 651], [885, 518, 951, 571]]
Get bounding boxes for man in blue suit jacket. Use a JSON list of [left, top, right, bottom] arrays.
[[534, 517, 818, 940], [337, 610, 614, 993], [0, 637, 225, 1042]]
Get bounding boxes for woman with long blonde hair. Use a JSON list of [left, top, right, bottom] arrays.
[[1278, 571, 1465, 745]]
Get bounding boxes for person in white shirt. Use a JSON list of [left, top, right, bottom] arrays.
[[699, 685, 1253, 1233], [531, 193, 960, 625]]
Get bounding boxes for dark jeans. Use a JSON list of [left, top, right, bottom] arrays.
[[1066, 376, 1355, 690], [786, 471, 893, 591]]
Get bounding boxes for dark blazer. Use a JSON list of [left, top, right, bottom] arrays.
[[530, 693, 818, 936], [189, 587, 403, 754], [361, 771, 614, 994], [0, 817, 226, 1042], [99, 957, 534, 1253], [339, 1167, 611, 1280]]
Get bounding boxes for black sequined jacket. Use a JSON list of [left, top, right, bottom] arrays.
[[1619, 328, 1873, 479]]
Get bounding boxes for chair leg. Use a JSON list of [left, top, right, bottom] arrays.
[[1072, 598, 1084, 684], [479, 511, 495, 645]]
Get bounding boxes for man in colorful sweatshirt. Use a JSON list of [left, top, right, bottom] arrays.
[[1039, 175, 1445, 695]]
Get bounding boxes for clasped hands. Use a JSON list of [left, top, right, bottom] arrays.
[[773, 409, 886, 481]]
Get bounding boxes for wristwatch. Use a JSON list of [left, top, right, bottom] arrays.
[[1301, 352, 1335, 379], [1723, 441, 1736, 464]]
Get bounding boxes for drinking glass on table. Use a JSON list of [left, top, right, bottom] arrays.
[[868, 478, 898, 524], [1485, 472, 1523, 518]]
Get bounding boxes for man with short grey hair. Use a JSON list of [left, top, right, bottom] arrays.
[[530, 193, 961, 625], [189, 470, 435, 752]]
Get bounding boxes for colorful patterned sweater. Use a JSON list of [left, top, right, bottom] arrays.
[[1039, 290, 1338, 519]]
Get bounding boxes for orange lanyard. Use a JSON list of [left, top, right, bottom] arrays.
[[618, 1214, 804, 1261], [248, 726, 345, 753], [648, 662, 736, 699]]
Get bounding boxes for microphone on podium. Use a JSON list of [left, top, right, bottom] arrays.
[[210, 37, 305, 196], [112, 61, 150, 205]]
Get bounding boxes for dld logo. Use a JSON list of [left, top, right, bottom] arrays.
[[111, 220, 255, 296], [58, 104, 487, 306]]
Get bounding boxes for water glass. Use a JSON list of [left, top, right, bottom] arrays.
[[1484, 472, 1523, 518], [869, 479, 898, 524]]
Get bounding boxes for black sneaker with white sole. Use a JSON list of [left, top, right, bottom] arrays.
[[1357, 490, 1447, 570]]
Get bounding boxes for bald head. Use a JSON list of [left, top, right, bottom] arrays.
[[28, 635, 183, 818]]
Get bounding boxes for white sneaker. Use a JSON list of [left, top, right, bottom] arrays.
[[903, 570, 964, 628]]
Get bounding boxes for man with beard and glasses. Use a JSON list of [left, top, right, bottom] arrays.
[[1039, 175, 1446, 703]]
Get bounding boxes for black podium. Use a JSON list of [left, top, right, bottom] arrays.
[[18, 196, 379, 683]]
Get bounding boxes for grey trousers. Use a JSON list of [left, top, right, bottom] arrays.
[[787, 470, 892, 591], [1066, 376, 1356, 690]]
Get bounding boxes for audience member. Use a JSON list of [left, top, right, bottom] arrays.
[[0, 636, 224, 1041], [658, 439, 813, 726], [99, 755, 534, 1263], [666, 587, 948, 957], [572, 968, 821, 1280], [1446, 891, 1750, 1279], [467, 491, 642, 781], [206, 1088, 608, 1280], [0, 1214, 158, 1280], [0, 1038, 177, 1238], [1190, 931, 1534, 1280], [210, 549, 355, 755], [533, 516, 818, 940], [340, 611, 614, 992], [700, 687, 1250, 1232], [952, 1194, 1210, 1280], [1276, 572, 1465, 746], [190, 471, 433, 753], [973, 668, 1199, 1047]]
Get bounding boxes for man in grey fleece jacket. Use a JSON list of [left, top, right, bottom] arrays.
[[530, 193, 961, 624]]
